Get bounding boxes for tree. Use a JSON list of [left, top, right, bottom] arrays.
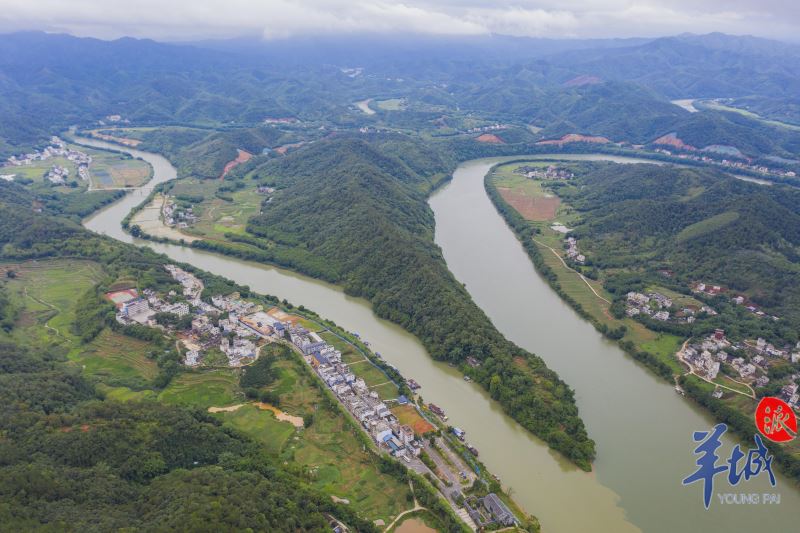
[[489, 374, 502, 399]]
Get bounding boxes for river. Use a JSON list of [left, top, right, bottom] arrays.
[[79, 138, 800, 532]]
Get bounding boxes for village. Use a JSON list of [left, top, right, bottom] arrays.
[[161, 196, 199, 229], [514, 164, 574, 180], [679, 327, 800, 405], [105, 264, 518, 531], [691, 281, 782, 321], [3, 136, 91, 185], [652, 146, 798, 180], [564, 236, 585, 264], [466, 123, 509, 134], [625, 290, 717, 323]]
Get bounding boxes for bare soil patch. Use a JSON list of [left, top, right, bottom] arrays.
[[475, 133, 504, 144], [220, 149, 253, 179], [498, 187, 560, 220], [391, 404, 434, 436]]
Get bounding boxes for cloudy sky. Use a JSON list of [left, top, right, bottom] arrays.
[[0, 0, 797, 43]]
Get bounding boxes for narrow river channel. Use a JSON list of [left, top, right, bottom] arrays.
[[79, 139, 800, 532]]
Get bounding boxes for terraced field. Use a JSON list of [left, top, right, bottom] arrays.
[[72, 329, 159, 382], [1, 259, 105, 349]]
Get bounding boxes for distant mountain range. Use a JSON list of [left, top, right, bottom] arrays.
[[1, 30, 799, 157]]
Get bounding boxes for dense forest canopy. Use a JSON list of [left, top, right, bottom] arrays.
[[0, 346, 370, 531], [560, 163, 800, 331], [242, 135, 596, 466]]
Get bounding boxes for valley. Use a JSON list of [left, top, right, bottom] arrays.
[[2, 24, 800, 533]]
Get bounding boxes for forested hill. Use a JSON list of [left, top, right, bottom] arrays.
[[3, 31, 800, 162], [245, 136, 596, 468], [546, 33, 800, 100], [561, 163, 800, 329], [0, 189, 373, 531]]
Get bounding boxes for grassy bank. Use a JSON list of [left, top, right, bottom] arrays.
[[484, 164, 679, 382]]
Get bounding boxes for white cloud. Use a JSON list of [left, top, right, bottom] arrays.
[[0, 0, 796, 42], [464, 7, 580, 38], [257, 1, 486, 39]]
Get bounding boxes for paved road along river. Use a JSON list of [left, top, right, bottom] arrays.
[[79, 139, 800, 532]]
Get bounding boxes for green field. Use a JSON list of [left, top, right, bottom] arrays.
[[375, 98, 405, 111], [643, 285, 705, 310], [292, 403, 410, 522], [638, 333, 684, 373], [320, 331, 359, 358], [534, 240, 615, 322], [1, 143, 150, 191], [88, 150, 151, 189], [164, 178, 262, 241], [6, 156, 79, 184], [712, 375, 754, 396], [98, 383, 159, 402], [676, 211, 740, 243], [490, 164, 566, 222], [221, 404, 297, 454], [352, 359, 399, 398], [193, 188, 261, 239], [158, 370, 241, 408], [222, 353, 411, 523]]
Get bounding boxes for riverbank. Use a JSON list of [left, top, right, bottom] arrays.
[[80, 137, 800, 532], [430, 156, 800, 533], [483, 158, 800, 485], [83, 133, 598, 474], [484, 165, 680, 381], [76, 137, 536, 531]]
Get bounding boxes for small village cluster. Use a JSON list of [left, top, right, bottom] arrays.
[[466, 123, 508, 134], [162, 196, 198, 229], [653, 147, 797, 179], [302, 334, 423, 458], [564, 236, 585, 264], [692, 281, 781, 321], [625, 290, 716, 323], [4, 136, 91, 185], [109, 265, 273, 367], [680, 330, 729, 381], [514, 164, 574, 180], [681, 329, 800, 403]]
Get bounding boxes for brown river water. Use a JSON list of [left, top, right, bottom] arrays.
[[79, 139, 800, 532]]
